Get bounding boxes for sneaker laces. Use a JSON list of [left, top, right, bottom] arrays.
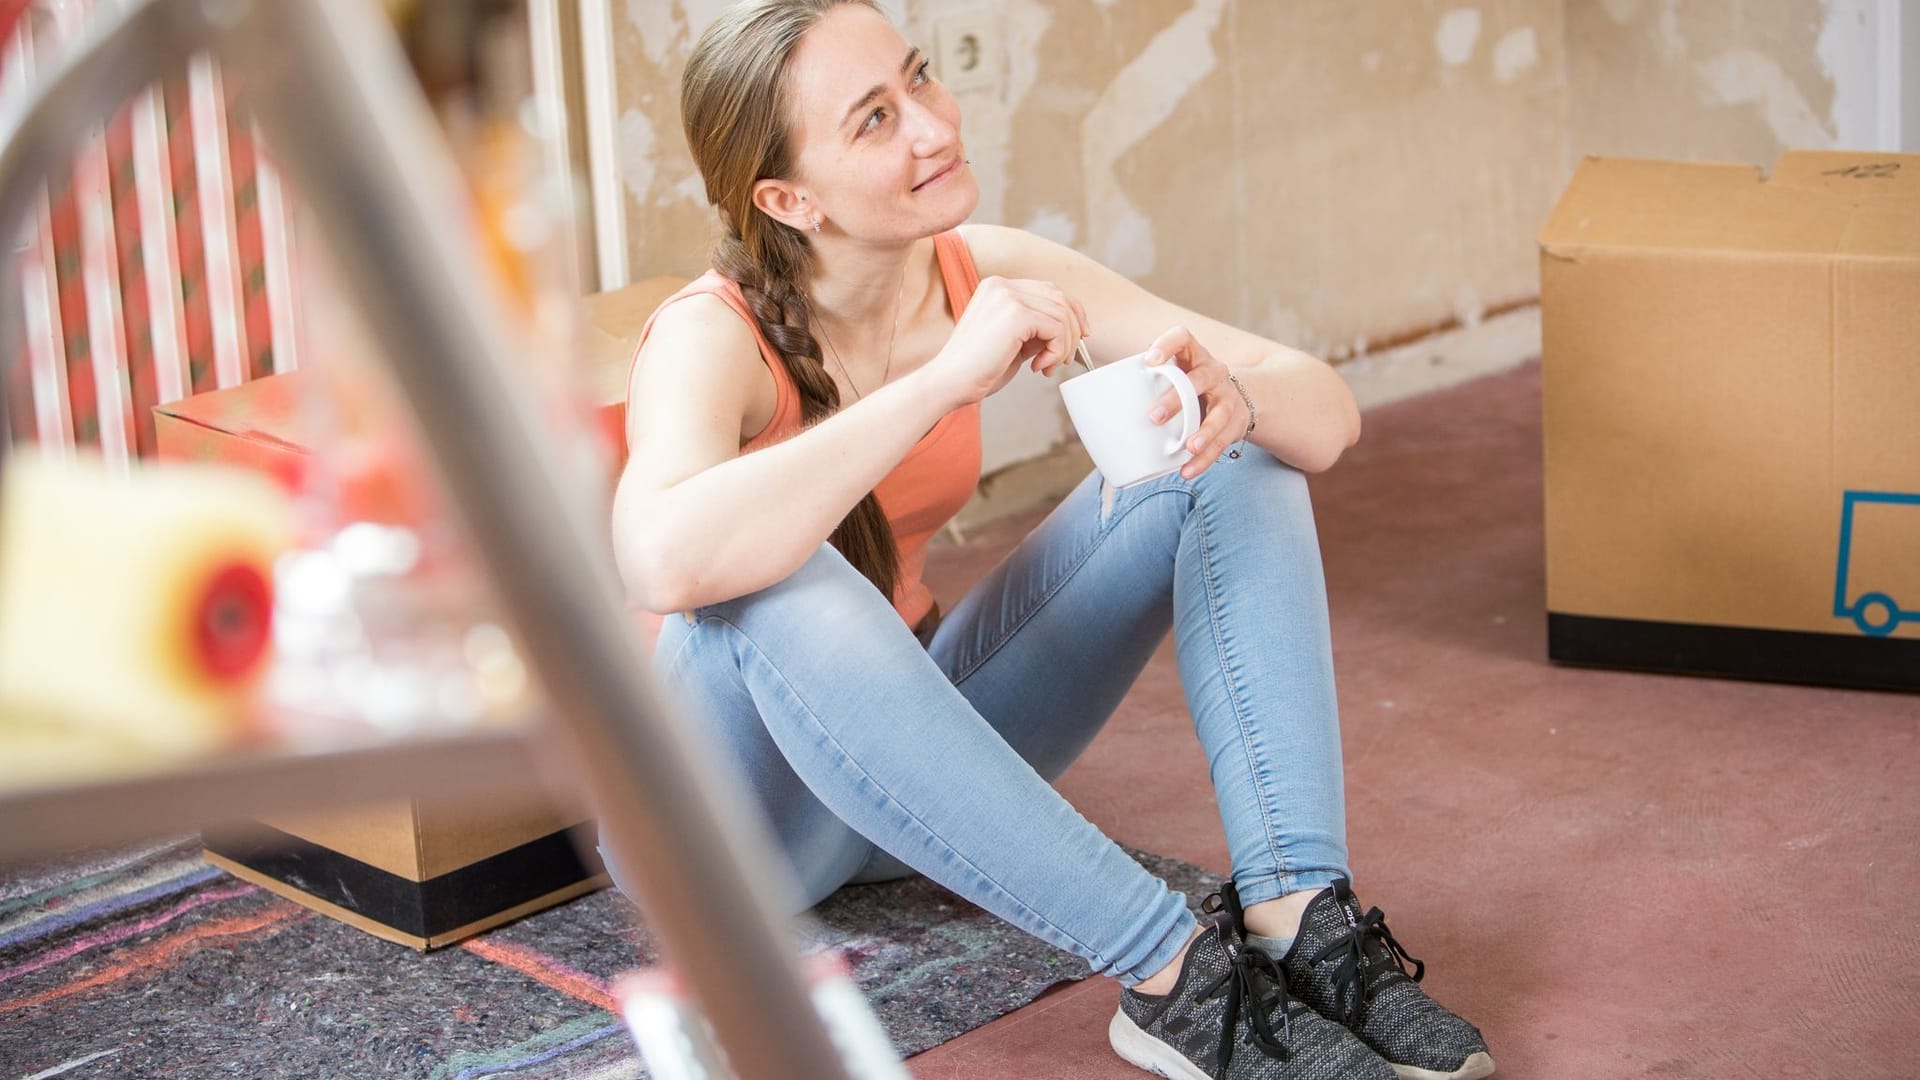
[[1200, 881, 1248, 936], [1308, 902, 1426, 1028], [1195, 924, 1294, 1077]]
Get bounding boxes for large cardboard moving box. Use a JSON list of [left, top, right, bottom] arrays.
[[1540, 151, 1919, 691], [157, 276, 684, 948], [202, 800, 598, 950]]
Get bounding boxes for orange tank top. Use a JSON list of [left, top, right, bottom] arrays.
[[628, 230, 984, 628]]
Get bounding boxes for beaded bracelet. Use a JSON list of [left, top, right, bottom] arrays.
[[1223, 371, 1258, 459]]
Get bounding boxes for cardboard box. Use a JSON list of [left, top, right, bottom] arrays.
[[151, 275, 688, 487], [1540, 151, 1920, 691], [202, 799, 600, 951], [159, 276, 684, 948]]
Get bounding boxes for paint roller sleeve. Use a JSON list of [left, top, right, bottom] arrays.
[[0, 451, 294, 771]]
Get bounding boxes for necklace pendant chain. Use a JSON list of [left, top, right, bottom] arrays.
[[817, 265, 907, 403]]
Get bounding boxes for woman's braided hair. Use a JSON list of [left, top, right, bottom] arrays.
[[682, 0, 899, 603]]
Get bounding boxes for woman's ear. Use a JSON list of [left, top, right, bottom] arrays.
[[752, 178, 813, 233]]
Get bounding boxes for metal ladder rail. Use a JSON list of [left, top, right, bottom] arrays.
[[0, 3, 867, 1078]]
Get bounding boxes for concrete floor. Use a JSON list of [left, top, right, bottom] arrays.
[[906, 362, 1919, 1078]]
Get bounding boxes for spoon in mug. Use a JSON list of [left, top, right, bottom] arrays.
[[1069, 339, 1095, 374]]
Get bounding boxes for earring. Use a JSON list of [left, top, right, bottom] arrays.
[[964, 157, 972, 164], [811, 216, 821, 233]]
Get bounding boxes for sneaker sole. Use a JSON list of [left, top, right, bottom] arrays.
[[1391, 1051, 1496, 1080], [1108, 1008, 1214, 1080]]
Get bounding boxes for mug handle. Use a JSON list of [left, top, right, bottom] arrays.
[[1150, 364, 1203, 457]]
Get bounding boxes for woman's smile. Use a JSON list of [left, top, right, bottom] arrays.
[[913, 156, 963, 192]]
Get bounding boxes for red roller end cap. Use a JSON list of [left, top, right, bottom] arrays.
[[193, 561, 274, 683]]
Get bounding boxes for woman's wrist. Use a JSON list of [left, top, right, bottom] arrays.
[[1223, 370, 1258, 459], [904, 354, 972, 415]]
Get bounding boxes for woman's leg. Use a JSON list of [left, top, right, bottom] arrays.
[[596, 608, 882, 915], [922, 450, 1349, 912], [605, 543, 1196, 986]]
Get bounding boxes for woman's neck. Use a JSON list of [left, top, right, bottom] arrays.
[[807, 235, 935, 339]]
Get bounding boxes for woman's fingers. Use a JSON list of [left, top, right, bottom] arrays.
[[1180, 405, 1243, 477], [1186, 397, 1240, 455], [1015, 280, 1083, 375], [1021, 295, 1071, 371], [1144, 324, 1196, 366], [1149, 361, 1230, 422]]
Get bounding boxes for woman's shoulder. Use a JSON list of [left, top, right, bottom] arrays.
[[954, 223, 1079, 280], [628, 284, 781, 448], [638, 285, 759, 363], [630, 283, 772, 401]]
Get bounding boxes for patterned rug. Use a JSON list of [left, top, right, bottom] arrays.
[[0, 838, 1219, 1078]]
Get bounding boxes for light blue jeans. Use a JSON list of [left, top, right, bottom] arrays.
[[604, 449, 1350, 986]]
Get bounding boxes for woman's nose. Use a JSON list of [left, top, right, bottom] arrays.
[[902, 99, 955, 154]]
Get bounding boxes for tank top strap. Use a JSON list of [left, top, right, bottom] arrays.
[[932, 229, 981, 316], [625, 270, 803, 452]]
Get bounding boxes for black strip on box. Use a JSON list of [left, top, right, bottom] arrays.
[[1548, 612, 1920, 693], [203, 822, 602, 941]]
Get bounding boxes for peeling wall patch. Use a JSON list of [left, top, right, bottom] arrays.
[[1493, 27, 1538, 83], [672, 171, 708, 206], [1598, 0, 1641, 24], [1696, 49, 1835, 148], [1080, 0, 1228, 279], [1022, 207, 1078, 247], [1435, 8, 1482, 67], [617, 107, 658, 204], [623, 0, 679, 68], [1653, 0, 1686, 61]]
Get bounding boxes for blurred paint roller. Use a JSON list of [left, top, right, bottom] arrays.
[[0, 451, 295, 770]]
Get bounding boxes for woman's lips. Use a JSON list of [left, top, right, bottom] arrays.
[[914, 158, 961, 191]]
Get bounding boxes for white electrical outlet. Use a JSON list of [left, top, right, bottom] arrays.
[[933, 14, 999, 93]]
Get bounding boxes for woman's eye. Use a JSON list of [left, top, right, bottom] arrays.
[[912, 60, 931, 86], [861, 107, 887, 135]]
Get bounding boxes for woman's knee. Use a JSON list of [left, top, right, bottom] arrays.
[[696, 543, 895, 633]]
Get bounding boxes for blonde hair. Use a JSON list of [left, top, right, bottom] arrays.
[[683, 0, 899, 604]]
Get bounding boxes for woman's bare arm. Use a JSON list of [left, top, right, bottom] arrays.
[[965, 224, 1361, 473], [611, 295, 952, 614]]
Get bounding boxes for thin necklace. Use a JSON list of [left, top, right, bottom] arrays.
[[816, 266, 906, 401]]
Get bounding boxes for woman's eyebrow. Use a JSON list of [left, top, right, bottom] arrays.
[[838, 46, 923, 130]]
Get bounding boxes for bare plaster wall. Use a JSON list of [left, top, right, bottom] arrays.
[[610, 0, 1564, 356], [1567, 0, 1841, 165], [602, 1, 1864, 471]]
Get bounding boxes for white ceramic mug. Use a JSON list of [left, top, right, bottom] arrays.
[[1060, 351, 1202, 487]]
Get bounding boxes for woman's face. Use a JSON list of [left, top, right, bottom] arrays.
[[783, 4, 978, 243]]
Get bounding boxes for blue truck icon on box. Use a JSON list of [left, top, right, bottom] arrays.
[[1833, 491, 1920, 637]]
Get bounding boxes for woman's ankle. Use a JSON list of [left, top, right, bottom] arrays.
[[1131, 924, 1207, 996], [1241, 887, 1320, 943]]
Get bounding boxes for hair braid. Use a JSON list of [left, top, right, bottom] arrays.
[[687, 0, 899, 604]]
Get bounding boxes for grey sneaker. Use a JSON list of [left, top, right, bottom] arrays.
[[1110, 919, 1394, 1080], [1263, 880, 1495, 1080]]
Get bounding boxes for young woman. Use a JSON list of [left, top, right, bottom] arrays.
[[608, 3, 1494, 1077]]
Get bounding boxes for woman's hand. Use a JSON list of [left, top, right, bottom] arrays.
[[1142, 325, 1251, 480], [920, 276, 1090, 409]]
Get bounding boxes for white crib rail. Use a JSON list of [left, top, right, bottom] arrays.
[[3, 0, 300, 464], [4, 20, 72, 455]]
